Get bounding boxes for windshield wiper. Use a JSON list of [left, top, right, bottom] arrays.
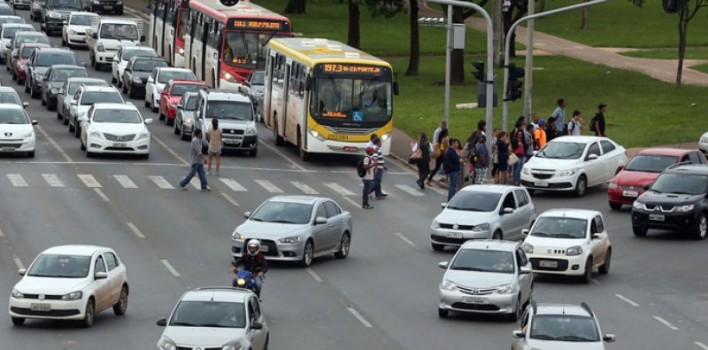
[[52, 274, 82, 278], [271, 220, 297, 224], [198, 323, 232, 328], [670, 191, 696, 195], [556, 335, 594, 342], [451, 267, 486, 272], [530, 334, 555, 340], [170, 321, 198, 327], [551, 233, 581, 239], [650, 189, 662, 194], [531, 232, 550, 237]]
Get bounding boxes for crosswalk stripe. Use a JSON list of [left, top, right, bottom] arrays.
[[324, 183, 355, 196], [113, 175, 138, 189], [77, 174, 102, 188], [189, 177, 202, 190], [395, 184, 424, 197], [149, 176, 174, 189], [42, 174, 65, 188], [255, 179, 283, 193], [7, 174, 28, 187], [290, 181, 319, 195], [219, 178, 247, 192]]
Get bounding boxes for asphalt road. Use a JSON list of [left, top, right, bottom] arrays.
[[0, 7, 707, 350]]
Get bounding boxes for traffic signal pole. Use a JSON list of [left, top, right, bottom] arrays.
[[501, 0, 612, 131]]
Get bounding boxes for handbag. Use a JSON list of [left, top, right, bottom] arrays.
[[408, 148, 422, 164], [508, 153, 519, 166]]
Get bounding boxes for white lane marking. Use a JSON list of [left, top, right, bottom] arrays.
[[189, 177, 202, 189], [35, 124, 72, 162], [347, 307, 373, 328], [94, 188, 110, 202], [42, 174, 65, 187], [652, 315, 679, 330], [126, 222, 146, 239], [152, 134, 189, 165], [160, 259, 181, 277], [219, 178, 247, 192], [114, 175, 138, 189], [394, 232, 416, 248], [340, 195, 362, 209], [695, 341, 708, 350], [291, 181, 319, 195], [591, 278, 601, 285], [12, 254, 24, 270], [394, 184, 424, 197], [305, 268, 323, 282], [324, 183, 355, 196], [256, 136, 307, 171], [0, 228, 4, 238], [255, 179, 283, 193], [149, 175, 174, 189], [615, 294, 639, 307], [221, 193, 240, 207], [7, 174, 28, 187], [0, 160, 320, 173], [77, 174, 102, 188]]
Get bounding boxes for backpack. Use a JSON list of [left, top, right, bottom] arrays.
[[442, 150, 456, 173], [356, 156, 368, 178], [568, 121, 576, 134], [589, 116, 597, 132]]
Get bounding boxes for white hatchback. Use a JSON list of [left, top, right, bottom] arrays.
[[522, 209, 611, 283], [144, 67, 196, 112], [61, 12, 98, 48], [700, 131, 708, 155], [9, 245, 129, 327], [0, 103, 37, 157]]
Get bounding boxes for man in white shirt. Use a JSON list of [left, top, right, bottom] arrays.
[[567, 110, 583, 136], [432, 120, 447, 145]]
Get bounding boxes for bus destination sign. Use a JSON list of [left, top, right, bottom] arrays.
[[227, 19, 287, 31], [316, 64, 389, 78]]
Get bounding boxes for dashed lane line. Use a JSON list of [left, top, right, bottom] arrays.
[[149, 175, 174, 189], [695, 341, 708, 350], [290, 181, 319, 195], [12, 254, 24, 270], [615, 294, 639, 307], [160, 259, 181, 277], [652, 315, 679, 330], [221, 193, 240, 207], [35, 124, 72, 162], [126, 222, 146, 239], [394, 184, 424, 197], [394, 232, 416, 248], [42, 174, 65, 187], [152, 134, 189, 165], [305, 268, 323, 282], [347, 307, 373, 328], [77, 174, 102, 188], [94, 188, 111, 202], [219, 178, 247, 192], [255, 179, 283, 193]]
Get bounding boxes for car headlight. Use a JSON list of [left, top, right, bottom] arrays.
[[279, 235, 301, 244], [557, 168, 577, 177], [431, 220, 440, 229], [132, 76, 142, 84], [50, 88, 58, 94], [184, 117, 193, 125], [224, 72, 236, 83], [522, 168, 530, 175], [69, 30, 76, 35], [157, 337, 177, 350], [178, 47, 184, 55], [97, 43, 105, 52], [472, 223, 490, 232], [232, 231, 246, 240], [633, 201, 643, 210], [222, 341, 242, 350], [522, 242, 534, 254], [495, 283, 516, 294], [61, 290, 83, 301], [90, 131, 102, 138], [48, 11, 61, 18], [440, 279, 457, 291], [22, 132, 34, 139], [137, 132, 149, 140], [676, 204, 695, 212], [608, 182, 618, 189], [11, 289, 24, 299], [245, 128, 256, 135], [566, 246, 583, 256]]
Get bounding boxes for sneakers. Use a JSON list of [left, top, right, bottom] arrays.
[[215, 170, 220, 177], [201, 188, 211, 192], [207, 170, 212, 176], [416, 179, 425, 190], [362, 204, 374, 209], [180, 187, 188, 191]]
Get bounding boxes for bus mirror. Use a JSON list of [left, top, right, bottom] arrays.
[[140, 35, 146, 42], [393, 81, 400, 96], [305, 77, 312, 91]]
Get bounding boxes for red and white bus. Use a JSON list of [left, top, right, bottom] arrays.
[[148, 0, 190, 67]]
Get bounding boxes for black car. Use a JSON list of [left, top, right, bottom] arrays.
[[25, 47, 77, 98], [121, 56, 167, 99], [29, 0, 46, 22], [41, 64, 88, 110], [631, 164, 708, 240], [40, 0, 82, 35], [88, 0, 122, 15]]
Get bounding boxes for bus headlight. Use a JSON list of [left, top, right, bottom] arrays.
[[308, 129, 324, 141], [380, 133, 391, 142], [223, 73, 236, 83], [178, 48, 184, 55]]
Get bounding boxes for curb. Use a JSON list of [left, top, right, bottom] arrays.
[[125, 5, 149, 21]]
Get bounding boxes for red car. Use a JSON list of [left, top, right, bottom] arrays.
[[158, 79, 206, 125], [608, 148, 707, 210], [13, 43, 50, 85]]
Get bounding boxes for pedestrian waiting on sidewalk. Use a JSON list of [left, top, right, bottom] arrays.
[[443, 138, 462, 201], [179, 129, 210, 192], [473, 134, 489, 185], [411, 132, 434, 190]]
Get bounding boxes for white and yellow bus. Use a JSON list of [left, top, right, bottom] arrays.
[[263, 38, 398, 160]]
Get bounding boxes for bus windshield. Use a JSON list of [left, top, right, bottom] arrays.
[[311, 77, 392, 126], [223, 32, 275, 69]]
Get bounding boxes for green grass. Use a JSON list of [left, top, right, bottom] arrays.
[[619, 47, 708, 60], [693, 64, 708, 74]]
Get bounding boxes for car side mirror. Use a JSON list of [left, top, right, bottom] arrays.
[[70, 100, 77, 105], [147, 77, 154, 83], [513, 330, 525, 339], [92, 32, 97, 39], [23, 102, 30, 108], [603, 334, 616, 343], [62, 21, 67, 25], [156, 318, 167, 327], [591, 233, 601, 240], [314, 216, 327, 225], [438, 261, 448, 269], [31, 120, 38, 125], [586, 153, 599, 161], [144, 118, 153, 124], [5, 43, 10, 49], [244, 211, 252, 219], [519, 265, 532, 274], [643, 184, 651, 191], [140, 35, 146, 42], [176, 105, 183, 110], [94, 271, 108, 280], [521, 229, 529, 236], [502, 207, 514, 215], [440, 202, 447, 209], [18, 268, 26, 276], [250, 321, 263, 330], [161, 90, 168, 95]]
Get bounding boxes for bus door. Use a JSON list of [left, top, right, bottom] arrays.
[[198, 19, 210, 81], [184, 11, 195, 72], [204, 21, 222, 88], [263, 51, 275, 128], [281, 59, 292, 144]]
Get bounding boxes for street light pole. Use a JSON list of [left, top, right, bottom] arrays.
[[443, 5, 453, 127], [523, 0, 534, 120]]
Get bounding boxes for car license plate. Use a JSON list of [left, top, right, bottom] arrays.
[[539, 260, 558, 268], [1, 147, 15, 152], [462, 297, 487, 304], [105, 5, 112, 9], [30, 303, 51, 312], [623, 190, 639, 198], [260, 245, 269, 252], [534, 181, 549, 187], [224, 139, 240, 144], [113, 142, 126, 147], [446, 232, 462, 239], [342, 146, 358, 152], [649, 214, 665, 222]]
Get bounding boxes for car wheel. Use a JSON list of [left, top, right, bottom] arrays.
[[599, 248, 611, 274], [492, 230, 503, 240], [113, 285, 128, 316], [581, 257, 593, 284], [30, 84, 39, 99], [27, 151, 35, 158], [61, 36, 66, 46], [128, 85, 136, 99], [144, 99, 150, 108], [57, 110, 62, 120], [24, 79, 30, 93], [273, 118, 284, 146], [632, 225, 648, 237], [431, 243, 444, 251], [80, 138, 86, 150], [69, 121, 75, 133], [63, 114, 69, 125], [438, 308, 449, 318], [180, 124, 189, 141], [173, 121, 180, 135], [508, 296, 522, 322], [159, 112, 165, 121], [122, 83, 127, 94], [40, 94, 46, 105], [48, 101, 55, 111], [82, 298, 95, 328], [609, 202, 622, 210], [11, 317, 25, 326], [74, 124, 81, 138], [691, 213, 707, 240], [300, 240, 314, 267], [12, 72, 16, 81], [264, 335, 269, 350], [574, 175, 587, 197], [334, 232, 350, 259]]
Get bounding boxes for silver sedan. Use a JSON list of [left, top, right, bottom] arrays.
[[231, 196, 352, 267]]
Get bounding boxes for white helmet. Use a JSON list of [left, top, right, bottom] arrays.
[[247, 239, 261, 256]]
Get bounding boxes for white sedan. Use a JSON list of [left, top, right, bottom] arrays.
[[61, 12, 98, 48], [700, 131, 708, 155], [9, 245, 129, 327], [521, 136, 627, 197], [144, 67, 196, 112], [111, 46, 157, 87], [80, 103, 152, 158], [0, 103, 37, 157]]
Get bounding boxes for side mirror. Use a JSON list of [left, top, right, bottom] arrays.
[[147, 77, 154, 83], [502, 207, 514, 215], [140, 35, 146, 42], [70, 100, 77, 105], [144, 118, 153, 124], [18, 268, 26, 276], [113, 55, 118, 62], [314, 216, 327, 225], [521, 229, 529, 236], [92, 32, 98, 39], [438, 261, 448, 269], [243, 211, 252, 219], [643, 184, 651, 191], [591, 233, 601, 240], [176, 105, 183, 110], [603, 334, 616, 343], [31, 120, 38, 125], [512, 330, 525, 339], [587, 153, 599, 161], [22, 102, 30, 108], [156, 318, 167, 327], [5, 42, 10, 49], [393, 81, 400, 96], [440, 202, 447, 209], [618, 164, 625, 171], [519, 265, 532, 274], [250, 321, 263, 330], [94, 271, 108, 280], [62, 21, 67, 25], [160, 90, 168, 95]]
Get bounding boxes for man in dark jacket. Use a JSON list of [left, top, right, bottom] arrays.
[[231, 239, 268, 297]]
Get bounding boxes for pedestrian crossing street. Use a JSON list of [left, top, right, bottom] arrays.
[[0, 172, 437, 198]]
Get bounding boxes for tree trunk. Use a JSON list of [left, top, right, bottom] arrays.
[[493, 0, 503, 67], [450, 7, 465, 84], [538, 0, 545, 12], [283, 0, 306, 14], [503, 10, 516, 58], [405, 0, 420, 76], [676, 6, 688, 87], [347, 0, 360, 49], [580, 0, 589, 30]]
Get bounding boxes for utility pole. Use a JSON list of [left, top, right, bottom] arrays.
[[443, 5, 453, 127], [492, 0, 503, 66], [523, 0, 534, 120]]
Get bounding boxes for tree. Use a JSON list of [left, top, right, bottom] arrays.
[[581, 0, 590, 29], [405, 0, 420, 76], [631, 0, 707, 86], [439, 0, 490, 84], [347, 0, 405, 50], [284, 0, 306, 14]]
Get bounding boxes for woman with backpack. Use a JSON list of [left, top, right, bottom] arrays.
[[411, 132, 434, 190], [511, 118, 527, 186]]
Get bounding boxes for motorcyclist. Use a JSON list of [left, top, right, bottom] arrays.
[[230, 239, 268, 297]]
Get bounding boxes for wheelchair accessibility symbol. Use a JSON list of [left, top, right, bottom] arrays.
[[353, 111, 363, 122]]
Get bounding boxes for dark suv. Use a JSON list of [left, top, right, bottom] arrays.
[[631, 164, 708, 239], [40, 0, 82, 35]]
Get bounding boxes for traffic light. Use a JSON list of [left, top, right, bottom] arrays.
[[506, 63, 524, 101], [472, 61, 485, 82], [219, 0, 239, 6], [662, 0, 685, 13]]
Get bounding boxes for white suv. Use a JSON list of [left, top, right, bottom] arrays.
[[521, 209, 612, 283], [156, 287, 269, 350]]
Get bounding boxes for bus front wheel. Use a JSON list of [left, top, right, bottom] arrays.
[[298, 129, 310, 161], [273, 117, 284, 146]]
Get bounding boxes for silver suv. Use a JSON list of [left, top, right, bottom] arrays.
[[196, 89, 258, 157]]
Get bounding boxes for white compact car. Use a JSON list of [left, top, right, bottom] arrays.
[[80, 103, 152, 158], [522, 209, 611, 283], [144, 67, 196, 112], [156, 287, 269, 350], [58, 77, 108, 124], [69, 85, 124, 137], [111, 46, 157, 87], [521, 136, 627, 197], [700, 131, 708, 155], [61, 12, 98, 48], [0, 103, 37, 157], [0, 23, 33, 64], [9, 245, 129, 327]]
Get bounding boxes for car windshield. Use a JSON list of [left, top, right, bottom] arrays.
[[50, 68, 87, 82], [133, 59, 167, 72], [450, 249, 515, 274], [158, 70, 195, 84], [171, 84, 203, 96], [625, 155, 678, 173], [81, 91, 123, 105], [68, 81, 107, 95], [650, 173, 708, 195], [100, 23, 139, 41], [530, 315, 601, 342], [3, 27, 31, 39], [206, 101, 252, 121], [0, 92, 22, 105], [184, 96, 197, 110], [223, 32, 275, 69], [169, 301, 246, 328], [69, 15, 93, 26], [536, 142, 586, 159], [36, 53, 78, 67], [93, 109, 142, 123], [0, 108, 29, 124], [20, 46, 41, 59], [123, 48, 156, 61], [49, 0, 81, 10], [530, 217, 588, 239], [250, 201, 312, 224], [15, 35, 50, 49], [250, 71, 265, 86], [0, 17, 24, 25], [446, 191, 501, 212], [27, 254, 91, 278]]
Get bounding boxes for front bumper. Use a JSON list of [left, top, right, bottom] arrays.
[[44, 19, 65, 32], [631, 209, 701, 232], [46, 92, 59, 106], [521, 171, 578, 192], [67, 33, 87, 46], [527, 254, 587, 276], [95, 50, 117, 64], [222, 135, 257, 151], [439, 288, 518, 315], [86, 135, 150, 154], [9, 296, 86, 320], [430, 228, 490, 247], [91, 2, 123, 12], [608, 187, 645, 205], [16, 68, 26, 81], [0, 137, 35, 153], [129, 82, 146, 96], [231, 238, 304, 261]]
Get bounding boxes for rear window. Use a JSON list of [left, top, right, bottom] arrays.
[[80, 91, 123, 105], [15, 35, 50, 49], [2, 27, 32, 39], [36, 52, 78, 66], [158, 70, 196, 84]]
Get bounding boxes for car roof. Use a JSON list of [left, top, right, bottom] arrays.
[[41, 245, 107, 256], [50, 64, 85, 70], [534, 303, 593, 317], [19, 43, 49, 48], [2, 23, 33, 29], [268, 195, 328, 205], [0, 86, 20, 94], [201, 90, 251, 102], [549, 135, 612, 143], [537, 208, 599, 220], [36, 48, 74, 55], [81, 85, 119, 92], [170, 79, 206, 85], [69, 11, 98, 17], [68, 77, 106, 83], [458, 184, 517, 194], [664, 164, 708, 176], [0, 103, 23, 109], [92, 103, 136, 110], [181, 287, 251, 303], [14, 32, 47, 38], [157, 67, 192, 74], [460, 239, 520, 252], [637, 147, 697, 157], [98, 18, 139, 25]]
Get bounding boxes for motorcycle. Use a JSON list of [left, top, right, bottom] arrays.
[[232, 268, 259, 295]]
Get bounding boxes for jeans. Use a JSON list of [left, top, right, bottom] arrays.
[[447, 170, 459, 201], [428, 155, 443, 181], [362, 179, 373, 206], [180, 163, 207, 189], [370, 169, 384, 196], [253, 276, 263, 297], [513, 155, 526, 185]]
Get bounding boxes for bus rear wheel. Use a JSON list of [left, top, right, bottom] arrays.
[[297, 129, 310, 161]]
